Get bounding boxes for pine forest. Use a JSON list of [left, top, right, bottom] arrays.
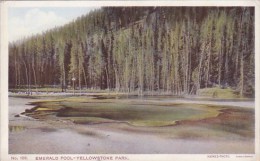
[[8, 7, 255, 97]]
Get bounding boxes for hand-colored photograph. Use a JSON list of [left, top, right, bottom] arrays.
[[8, 6, 255, 154]]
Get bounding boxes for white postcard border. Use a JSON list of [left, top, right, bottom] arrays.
[[1, 1, 260, 161]]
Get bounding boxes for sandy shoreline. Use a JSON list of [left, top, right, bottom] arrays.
[[9, 97, 255, 154]]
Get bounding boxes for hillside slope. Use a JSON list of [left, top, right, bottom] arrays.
[[9, 7, 255, 97]]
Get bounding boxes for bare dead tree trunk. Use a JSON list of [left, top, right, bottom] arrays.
[[197, 43, 205, 94], [79, 65, 82, 95], [240, 50, 244, 96], [206, 35, 212, 88], [82, 69, 87, 90], [218, 42, 223, 86], [22, 60, 29, 96], [32, 62, 38, 93]]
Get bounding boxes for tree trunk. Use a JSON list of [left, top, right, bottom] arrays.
[[22, 60, 29, 96], [218, 45, 222, 86], [79, 66, 81, 95], [82, 64, 87, 89], [240, 51, 244, 96], [197, 43, 205, 94], [205, 35, 212, 88], [32, 64, 38, 93]]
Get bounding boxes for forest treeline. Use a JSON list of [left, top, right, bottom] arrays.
[[9, 7, 255, 96]]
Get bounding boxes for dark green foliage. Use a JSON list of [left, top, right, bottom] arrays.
[[9, 7, 255, 97]]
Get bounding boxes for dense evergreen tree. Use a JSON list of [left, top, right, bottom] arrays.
[[9, 7, 255, 97]]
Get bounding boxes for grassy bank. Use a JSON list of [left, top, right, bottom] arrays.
[[197, 87, 241, 99]]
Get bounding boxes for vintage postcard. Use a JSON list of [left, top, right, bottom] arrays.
[[1, 1, 259, 161]]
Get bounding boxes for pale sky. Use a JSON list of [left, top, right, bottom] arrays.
[[8, 7, 100, 42]]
